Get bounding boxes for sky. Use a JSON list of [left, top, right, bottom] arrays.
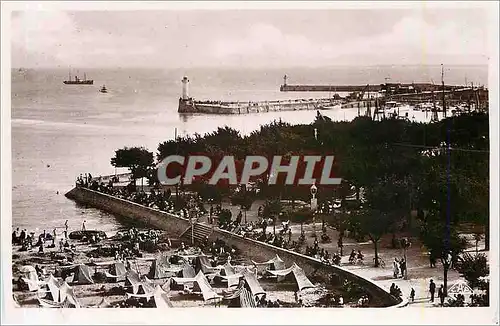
[[10, 8, 491, 68]]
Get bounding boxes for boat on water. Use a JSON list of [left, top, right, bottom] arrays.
[[99, 85, 108, 93], [63, 72, 93, 85]]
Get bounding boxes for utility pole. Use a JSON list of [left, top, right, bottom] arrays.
[[441, 64, 446, 118]]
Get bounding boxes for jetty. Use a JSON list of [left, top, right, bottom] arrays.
[[177, 72, 488, 115], [177, 76, 340, 114]]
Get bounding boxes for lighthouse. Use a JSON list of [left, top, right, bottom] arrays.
[[181, 76, 189, 100]]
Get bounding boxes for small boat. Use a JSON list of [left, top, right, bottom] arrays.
[[99, 85, 108, 93]]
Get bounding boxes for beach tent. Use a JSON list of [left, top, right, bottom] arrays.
[[192, 271, 221, 301], [125, 270, 142, 294], [195, 255, 221, 274], [242, 269, 266, 297], [224, 281, 257, 308], [239, 288, 257, 307], [220, 262, 243, 289], [126, 275, 156, 299], [70, 264, 94, 285], [252, 255, 286, 274], [268, 263, 315, 292], [19, 265, 43, 292], [139, 276, 155, 294], [45, 274, 63, 302], [58, 282, 80, 308], [105, 261, 127, 282], [153, 285, 174, 308], [291, 264, 315, 292], [148, 255, 183, 279], [180, 263, 196, 278], [170, 263, 197, 289], [234, 264, 257, 274]]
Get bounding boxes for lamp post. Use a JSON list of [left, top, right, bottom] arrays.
[[208, 198, 214, 224], [188, 197, 196, 246], [310, 184, 318, 236]]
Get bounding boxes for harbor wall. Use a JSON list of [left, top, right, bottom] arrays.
[[65, 187, 191, 237], [65, 186, 405, 307], [178, 98, 338, 114], [280, 85, 382, 92]]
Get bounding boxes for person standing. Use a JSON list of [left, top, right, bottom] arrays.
[[429, 279, 436, 302], [82, 220, 86, 231], [20, 229, 26, 243], [393, 258, 400, 278], [12, 228, 19, 245], [438, 285, 445, 306], [59, 238, 64, 252], [399, 258, 406, 279], [410, 288, 415, 302]]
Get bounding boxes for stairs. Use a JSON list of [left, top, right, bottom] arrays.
[[180, 222, 214, 245]]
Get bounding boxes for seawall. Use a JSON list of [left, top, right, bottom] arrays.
[[65, 186, 407, 307], [178, 97, 338, 114], [281, 85, 382, 92]]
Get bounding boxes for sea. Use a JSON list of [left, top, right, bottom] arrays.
[[11, 65, 488, 236]]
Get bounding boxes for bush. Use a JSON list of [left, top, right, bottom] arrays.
[[288, 208, 314, 224], [455, 253, 489, 289], [218, 209, 232, 226]]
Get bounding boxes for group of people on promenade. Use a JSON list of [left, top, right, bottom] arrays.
[[76, 173, 93, 187], [429, 279, 448, 306]]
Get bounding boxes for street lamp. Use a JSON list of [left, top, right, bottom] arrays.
[[310, 184, 318, 236], [188, 197, 196, 246], [208, 198, 214, 224]]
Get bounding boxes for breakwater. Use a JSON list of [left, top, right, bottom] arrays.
[[280, 84, 382, 92], [65, 186, 407, 307], [280, 83, 464, 93], [178, 97, 339, 114]]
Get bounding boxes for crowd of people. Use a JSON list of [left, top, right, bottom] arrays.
[[304, 234, 342, 266], [390, 283, 403, 299], [348, 249, 365, 264], [12, 224, 76, 255], [75, 173, 388, 275]]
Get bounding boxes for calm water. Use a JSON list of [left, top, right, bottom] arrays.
[[11, 65, 487, 234]]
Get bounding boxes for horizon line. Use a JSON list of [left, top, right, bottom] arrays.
[[12, 63, 489, 70]]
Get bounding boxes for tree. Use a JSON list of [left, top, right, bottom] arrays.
[[473, 232, 483, 254], [218, 209, 232, 226], [330, 210, 349, 256], [288, 207, 314, 236], [455, 252, 489, 289], [240, 194, 255, 224], [111, 147, 154, 189], [420, 216, 468, 296], [350, 208, 396, 267]]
